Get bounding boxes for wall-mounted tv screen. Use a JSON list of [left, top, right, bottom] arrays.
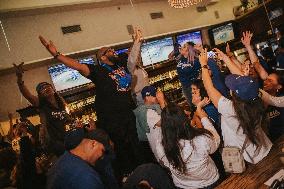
[[115, 48, 128, 55], [78, 56, 97, 65], [141, 37, 174, 67], [48, 57, 95, 92], [212, 23, 235, 45], [177, 31, 202, 46]]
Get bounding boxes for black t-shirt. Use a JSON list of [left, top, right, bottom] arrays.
[[267, 97, 284, 141], [40, 103, 71, 142], [123, 163, 175, 189], [86, 64, 135, 114]]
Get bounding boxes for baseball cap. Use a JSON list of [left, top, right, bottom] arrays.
[[141, 86, 157, 99], [97, 47, 110, 60], [36, 82, 52, 93], [64, 128, 111, 151], [225, 74, 259, 101]]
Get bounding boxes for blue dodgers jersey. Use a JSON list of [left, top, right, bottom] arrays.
[[176, 57, 201, 87]]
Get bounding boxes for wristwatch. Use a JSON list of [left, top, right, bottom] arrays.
[[53, 52, 61, 59], [202, 65, 209, 70]]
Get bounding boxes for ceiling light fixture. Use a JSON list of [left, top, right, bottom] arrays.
[[168, 0, 203, 8]]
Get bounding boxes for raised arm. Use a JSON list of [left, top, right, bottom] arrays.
[[260, 89, 284, 107], [199, 49, 222, 108], [39, 36, 90, 77], [226, 43, 242, 70], [127, 28, 142, 73], [214, 48, 243, 75], [241, 31, 268, 80], [13, 63, 39, 107]]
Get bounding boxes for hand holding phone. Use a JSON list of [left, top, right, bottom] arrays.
[[207, 51, 216, 59]]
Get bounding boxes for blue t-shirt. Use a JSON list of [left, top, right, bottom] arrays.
[[207, 59, 229, 98], [204, 103, 219, 125], [47, 151, 104, 189], [204, 103, 222, 136], [176, 57, 201, 87]]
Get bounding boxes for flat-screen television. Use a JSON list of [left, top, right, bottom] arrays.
[[78, 56, 97, 65], [212, 23, 235, 45], [48, 56, 95, 92], [141, 37, 174, 66], [176, 31, 202, 46], [115, 48, 128, 55]]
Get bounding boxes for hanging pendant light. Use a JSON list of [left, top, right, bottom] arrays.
[[168, 0, 203, 8]]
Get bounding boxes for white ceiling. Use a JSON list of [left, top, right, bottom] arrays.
[[0, 0, 241, 71], [0, 0, 164, 13]]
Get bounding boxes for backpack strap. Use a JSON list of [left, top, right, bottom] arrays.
[[240, 136, 249, 154]]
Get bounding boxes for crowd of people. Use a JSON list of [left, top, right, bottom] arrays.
[[0, 26, 283, 189]]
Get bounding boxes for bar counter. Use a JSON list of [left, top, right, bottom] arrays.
[[216, 135, 284, 189]]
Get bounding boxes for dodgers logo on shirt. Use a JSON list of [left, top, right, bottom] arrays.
[[51, 110, 69, 120], [268, 109, 280, 119], [177, 59, 194, 69], [109, 67, 131, 92]]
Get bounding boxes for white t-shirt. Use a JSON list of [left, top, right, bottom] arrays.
[[218, 96, 273, 164], [146, 109, 162, 160], [146, 109, 220, 189]]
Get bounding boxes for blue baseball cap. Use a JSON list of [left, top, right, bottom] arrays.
[[225, 74, 259, 101], [141, 86, 157, 99]]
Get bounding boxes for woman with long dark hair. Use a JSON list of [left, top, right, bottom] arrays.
[[191, 79, 226, 181], [199, 48, 272, 164], [14, 62, 72, 156], [191, 79, 220, 127], [155, 102, 220, 189]]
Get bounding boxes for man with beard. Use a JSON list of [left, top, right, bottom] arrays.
[[39, 36, 141, 179]]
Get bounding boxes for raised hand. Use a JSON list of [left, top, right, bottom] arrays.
[[13, 62, 25, 80], [226, 43, 234, 57], [241, 31, 253, 47], [133, 27, 143, 42], [195, 97, 210, 119], [198, 48, 208, 66], [213, 48, 227, 61], [197, 97, 210, 108], [39, 35, 58, 56]]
